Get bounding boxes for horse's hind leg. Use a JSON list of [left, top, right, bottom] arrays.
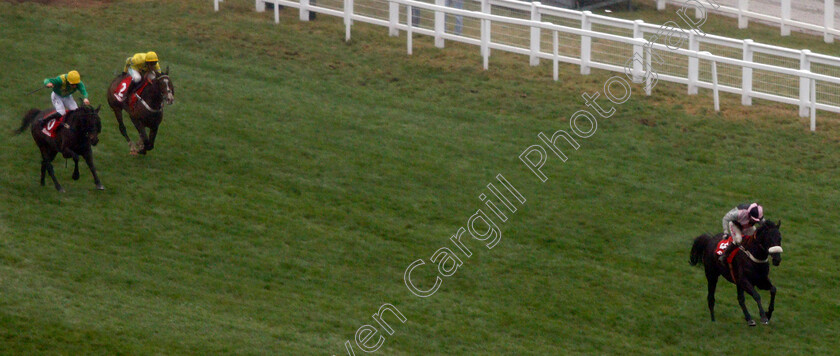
[[705, 270, 719, 321], [113, 109, 136, 154]]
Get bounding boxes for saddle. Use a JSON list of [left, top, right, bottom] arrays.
[[40, 110, 66, 138], [113, 75, 151, 109], [715, 235, 753, 265]]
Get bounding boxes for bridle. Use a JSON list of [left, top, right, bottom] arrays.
[[739, 226, 783, 264], [134, 74, 172, 113]]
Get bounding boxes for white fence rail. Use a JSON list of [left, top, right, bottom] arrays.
[[213, 0, 840, 131], [655, 0, 838, 43]]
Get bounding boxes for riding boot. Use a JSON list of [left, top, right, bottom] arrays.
[[121, 81, 135, 104], [42, 111, 62, 124]]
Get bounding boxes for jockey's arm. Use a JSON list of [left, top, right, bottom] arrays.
[[77, 82, 89, 105], [729, 222, 744, 245], [43, 76, 60, 88]]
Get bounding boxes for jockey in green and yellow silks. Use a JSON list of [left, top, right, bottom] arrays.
[[43, 70, 90, 122]]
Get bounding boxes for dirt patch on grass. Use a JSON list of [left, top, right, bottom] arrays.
[[3, 0, 112, 7]]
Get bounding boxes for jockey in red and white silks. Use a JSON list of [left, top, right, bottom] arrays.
[[719, 203, 764, 262]]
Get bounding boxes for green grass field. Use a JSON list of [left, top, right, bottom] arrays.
[[1, 0, 839, 354]]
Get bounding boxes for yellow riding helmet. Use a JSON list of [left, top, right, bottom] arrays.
[[145, 51, 159, 64], [67, 70, 81, 84]]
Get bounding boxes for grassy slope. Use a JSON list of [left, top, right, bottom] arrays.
[[0, 0, 838, 354]]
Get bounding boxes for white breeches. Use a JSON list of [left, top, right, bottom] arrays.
[[51, 92, 77, 116], [128, 67, 142, 83], [726, 222, 755, 245]]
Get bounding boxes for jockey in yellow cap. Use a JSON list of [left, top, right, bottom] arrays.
[[42, 70, 90, 122], [115, 51, 162, 103]]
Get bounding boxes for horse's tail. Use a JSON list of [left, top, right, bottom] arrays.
[[690, 234, 715, 266], [13, 109, 40, 136]]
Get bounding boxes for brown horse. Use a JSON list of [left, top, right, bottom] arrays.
[[689, 220, 783, 326], [107, 68, 175, 155], [14, 105, 104, 192]]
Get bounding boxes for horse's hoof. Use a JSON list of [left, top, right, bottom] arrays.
[[96, 184, 105, 191], [747, 320, 757, 327], [761, 318, 769, 325], [72, 173, 80, 180], [57, 188, 66, 193]]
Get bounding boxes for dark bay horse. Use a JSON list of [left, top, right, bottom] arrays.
[[14, 105, 104, 192], [107, 68, 175, 155], [690, 220, 783, 326]]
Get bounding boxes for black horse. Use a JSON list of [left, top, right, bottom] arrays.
[[14, 105, 104, 192], [689, 220, 783, 326], [107, 68, 175, 155]]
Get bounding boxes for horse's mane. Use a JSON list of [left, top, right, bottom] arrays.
[[758, 220, 778, 233]]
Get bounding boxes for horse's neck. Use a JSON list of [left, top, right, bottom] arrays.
[[746, 236, 769, 259], [142, 81, 163, 104]]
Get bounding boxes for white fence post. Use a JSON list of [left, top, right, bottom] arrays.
[[553, 30, 559, 81], [645, 47, 652, 96], [345, 0, 353, 42], [688, 32, 699, 94], [826, 0, 835, 43], [738, 0, 749, 29], [810, 78, 817, 131], [581, 11, 592, 75], [389, 1, 399, 37], [214, 0, 222, 12], [435, 0, 445, 48], [742, 39, 753, 106], [407, 4, 413, 55], [275, 1, 281, 23], [530, 2, 541, 66], [656, 0, 665, 10], [256, 0, 265, 12], [301, 0, 311, 21], [799, 50, 812, 117], [780, 0, 791, 36], [481, 0, 490, 69], [632, 20, 643, 83], [711, 57, 720, 111]]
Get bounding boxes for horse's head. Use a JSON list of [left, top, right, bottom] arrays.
[[75, 105, 102, 146], [756, 220, 783, 266], [157, 74, 175, 105]]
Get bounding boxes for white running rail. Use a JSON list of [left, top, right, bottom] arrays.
[[213, 0, 840, 131], [655, 0, 838, 43]]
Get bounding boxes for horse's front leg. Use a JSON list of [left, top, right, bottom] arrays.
[[736, 287, 755, 326], [72, 153, 80, 180], [82, 149, 105, 190], [767, 284, 776, 321], [147, 122, 159, 151], [743, 282, 767, 325], [130, 117, 149, 155], [42, 151, 63, 192]]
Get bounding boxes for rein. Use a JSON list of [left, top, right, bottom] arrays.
[[738, 245, 770, 264], [134, 75, 171, 113], [737, 229, 783, 264]]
